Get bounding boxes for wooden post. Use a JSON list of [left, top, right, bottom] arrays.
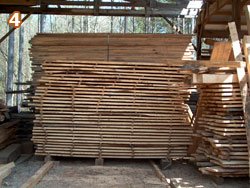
[[6, 24, 15, 107], [17, 23, 24, 112], [161, 16, 182, 34], [232, 0, 241, 35], [228, 22, 250, 178], [244, 5, 250, 34]]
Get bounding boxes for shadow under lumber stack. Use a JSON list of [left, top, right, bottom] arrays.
[[30, 60, 193, 159]]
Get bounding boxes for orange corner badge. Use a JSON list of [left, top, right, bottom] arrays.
[[8, 11, 22, 28]]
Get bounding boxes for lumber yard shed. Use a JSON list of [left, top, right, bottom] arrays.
[[0, 0, 250, 187]]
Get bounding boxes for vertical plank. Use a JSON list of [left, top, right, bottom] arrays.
[[244, 5, 250, 35], [232, 0, 241, 34], [243, 36, 250, 83], [228, 22, 250, 177]]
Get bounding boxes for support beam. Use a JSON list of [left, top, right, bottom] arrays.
[[0, 6, 187, 17], [161, 16, 182, 34], [232, 0, 241, 35], [94, 0, 100, 15], [0, 13, 31, 44], [228, 22, 250, 178], [243, 36, 250, 83], [244, 5, 250, 35], [0, 0, 36, 5]]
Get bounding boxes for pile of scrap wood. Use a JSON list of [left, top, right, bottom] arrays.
[[30, 60, 193, 159], [190, 41, 249, 177]]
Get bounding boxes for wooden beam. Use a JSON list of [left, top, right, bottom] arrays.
[[203, 0, 231, 25], [243, 36, 250, 83], [94, 0, 100, 15], [0, 162, 15, 172], [232, 0, 241, 34], [0, 0, 36, 5], [43, 0, 188, 9], [20, 161, 54, 188], [0, 13, 31, 44], [204, 39, 217, 46], [192, 73, 238, 84], [150, 160, 176, 188], [244, 5, 250, 34], [229, 21, 250, 178], [177, 59, 245, 68], [0, 6, 185, 17], [0, 162, 15, 185], [161, 16, 182, 34]]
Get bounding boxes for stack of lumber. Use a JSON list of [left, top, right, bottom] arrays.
[[29, 33, 194, 84], [191, 42, 249, 177], [0, 98, 8, 122], [30, 60, 193, 159], [29, 33, 194, 63], [193, 83, 249, 177], [12, 112, 34, 141], [0, 100, 20, 150]]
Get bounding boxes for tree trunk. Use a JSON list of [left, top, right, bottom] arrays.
[[72, 16, 75, 32], [6, 25, 15, 106], [124, 17, 127, 33], [40, 15, 45, 33], [177, 16, 180, 32], [183, 18, 185, 34], [119, 17, 122, 33], [192, 18, 195, 34], [17, 25, 24, 111], [133, 17, 135, 33], [111, 16, 114, 33]]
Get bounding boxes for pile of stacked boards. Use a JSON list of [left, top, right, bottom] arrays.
[[0, 98, 19, 149], [0, 98, 8, 122], [29, 33, 194, 159], [191, 42, 248, 177]]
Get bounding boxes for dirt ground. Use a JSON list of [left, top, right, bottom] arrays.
[[163, 160, 249, 188], [2, 157, 249, 188]]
